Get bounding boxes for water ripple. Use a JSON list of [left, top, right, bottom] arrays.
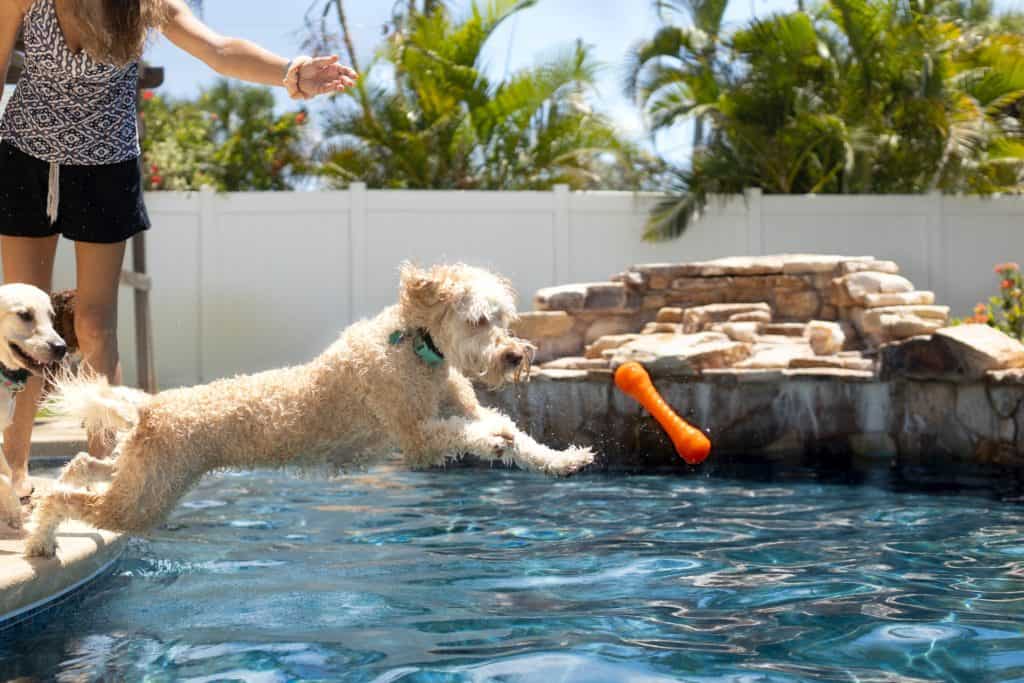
[[3, 467, 1024, 682]]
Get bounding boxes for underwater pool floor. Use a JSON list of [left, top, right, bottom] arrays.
[[2, 465, 1023, 682]]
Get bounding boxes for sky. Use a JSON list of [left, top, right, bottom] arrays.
[[142, 0, 804, 164], [10, 0, 1021, 165]]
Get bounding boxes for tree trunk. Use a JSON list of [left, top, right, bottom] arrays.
[[333, 0, 362, 74]]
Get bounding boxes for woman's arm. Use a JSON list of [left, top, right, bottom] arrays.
[[0, 0, 30, 103], [160, 0, 356, 98]]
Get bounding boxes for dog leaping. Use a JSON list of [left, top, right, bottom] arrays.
[[26, 263, 595, 557]]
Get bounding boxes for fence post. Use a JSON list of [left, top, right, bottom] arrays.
[[553, 184, 571, 284], [197, 185, 215, 383], [744, 187, 763, 256], [349, 182, 368, 323], [925, 190, 944, 298]]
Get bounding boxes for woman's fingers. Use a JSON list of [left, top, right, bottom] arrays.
[[294, 56, 358, 98]]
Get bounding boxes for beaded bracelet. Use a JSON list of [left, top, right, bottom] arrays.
[[283, 56, 314, 100]]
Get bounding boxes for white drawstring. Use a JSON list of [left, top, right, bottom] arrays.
[[46, 160, 59, 224]]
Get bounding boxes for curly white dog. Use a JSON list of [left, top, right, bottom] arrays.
[[26, 263, 594, 557], [0, 284, 68, 532]]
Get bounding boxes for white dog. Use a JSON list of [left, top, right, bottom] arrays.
[[26, 263, 594, 557], [0, 284, 68, 531]]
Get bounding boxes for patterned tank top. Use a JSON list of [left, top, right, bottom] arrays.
[[0, 0, 140, 165]]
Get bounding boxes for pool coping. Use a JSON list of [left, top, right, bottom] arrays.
[[0, 476, 124, 632]]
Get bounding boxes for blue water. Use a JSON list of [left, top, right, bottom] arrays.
[[3, 466, 1024, 682]]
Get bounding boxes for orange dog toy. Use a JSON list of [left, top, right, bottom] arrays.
[[614, 361, 711, 464]]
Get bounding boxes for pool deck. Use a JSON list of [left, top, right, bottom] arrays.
[[30, 416, 88, 461], [0, 419, 122, 631]]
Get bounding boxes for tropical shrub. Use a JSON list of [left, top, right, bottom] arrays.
[[962, 262, 1024, 340], [628, 0, 1024, 239], [306, 0, 659, 190], [141, 81, 310, 191]]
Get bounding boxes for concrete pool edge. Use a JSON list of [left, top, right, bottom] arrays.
[[0, 476, 124, 632]]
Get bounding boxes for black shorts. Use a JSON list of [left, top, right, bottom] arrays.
[[0, 140, 150, 244]]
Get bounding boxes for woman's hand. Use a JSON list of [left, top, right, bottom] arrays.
[[285, 55, 357, 100], [161, 0, 357, 96]]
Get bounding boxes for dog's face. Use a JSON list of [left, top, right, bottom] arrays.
[[0, 284, 67, 376], [399, 263, 534, 388]]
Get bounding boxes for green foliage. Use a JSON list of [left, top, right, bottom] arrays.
[[313, 1, 659, 190], [140, 80, 311, 191], [628, 0, 1024, 240], [959, 263, 1024, 339]]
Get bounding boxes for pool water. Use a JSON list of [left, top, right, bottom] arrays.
[[3, 466, 1024, 682]]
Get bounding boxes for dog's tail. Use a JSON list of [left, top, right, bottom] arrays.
[[45, 369, 150, 434]]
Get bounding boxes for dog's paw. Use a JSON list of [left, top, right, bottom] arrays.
[[466, 422, 515, 459], [544, 446, 595, 477], [24, 534, 57, 558]]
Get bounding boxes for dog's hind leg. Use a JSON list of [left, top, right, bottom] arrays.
[[23, 486, 101, 557], [59, 452, 117, 490]]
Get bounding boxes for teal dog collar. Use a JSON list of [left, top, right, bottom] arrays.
[[389, 329, 445, 368]]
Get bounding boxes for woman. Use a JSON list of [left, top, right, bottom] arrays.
[[0, 0, 356, 500]]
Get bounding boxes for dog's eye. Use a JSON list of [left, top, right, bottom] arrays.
[[16, 310, 33, 323]]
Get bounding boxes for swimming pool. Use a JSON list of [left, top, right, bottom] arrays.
[[2, 465, 1023, 681]]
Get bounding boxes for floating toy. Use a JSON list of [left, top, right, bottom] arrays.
[[614, 361, 711, 465]]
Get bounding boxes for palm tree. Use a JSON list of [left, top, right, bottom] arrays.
[[308, 0, 653, 190], [639, 0, 1024, 240], [624, 0, 730, 150]]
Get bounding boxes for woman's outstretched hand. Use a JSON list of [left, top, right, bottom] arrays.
[[286, 55, 358, 100]]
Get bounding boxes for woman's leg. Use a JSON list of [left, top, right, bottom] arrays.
[[74, 240, 127, 458], [1, 235, 59, 497]]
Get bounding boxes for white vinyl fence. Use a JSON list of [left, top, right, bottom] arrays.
[[31, 185, 1024, 388]]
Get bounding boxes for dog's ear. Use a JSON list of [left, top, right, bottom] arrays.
[[399, 262, 458, 314], [50, 289, 78, 353]]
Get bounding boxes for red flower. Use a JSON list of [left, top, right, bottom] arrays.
[[975, 303, 988, 315], [150, 175, 163, 186], [142, 91, 155, 101], [295, 112, 307, 125], [150, 164, 159, 174], [974, 313, 989, 323], [1002, 279, 1014, 290]]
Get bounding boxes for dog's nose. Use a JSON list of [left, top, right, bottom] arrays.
[[49, 341, 67, 360], [503, 350, 524, 367]]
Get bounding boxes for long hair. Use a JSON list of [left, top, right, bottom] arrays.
[[71, 0, 171, 67]]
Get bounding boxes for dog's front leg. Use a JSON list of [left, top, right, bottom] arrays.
[[440, 374, 593, 475], [468, 411, 595, 476], [397, 415, 517, 469], [401, 412, 593, 476]]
